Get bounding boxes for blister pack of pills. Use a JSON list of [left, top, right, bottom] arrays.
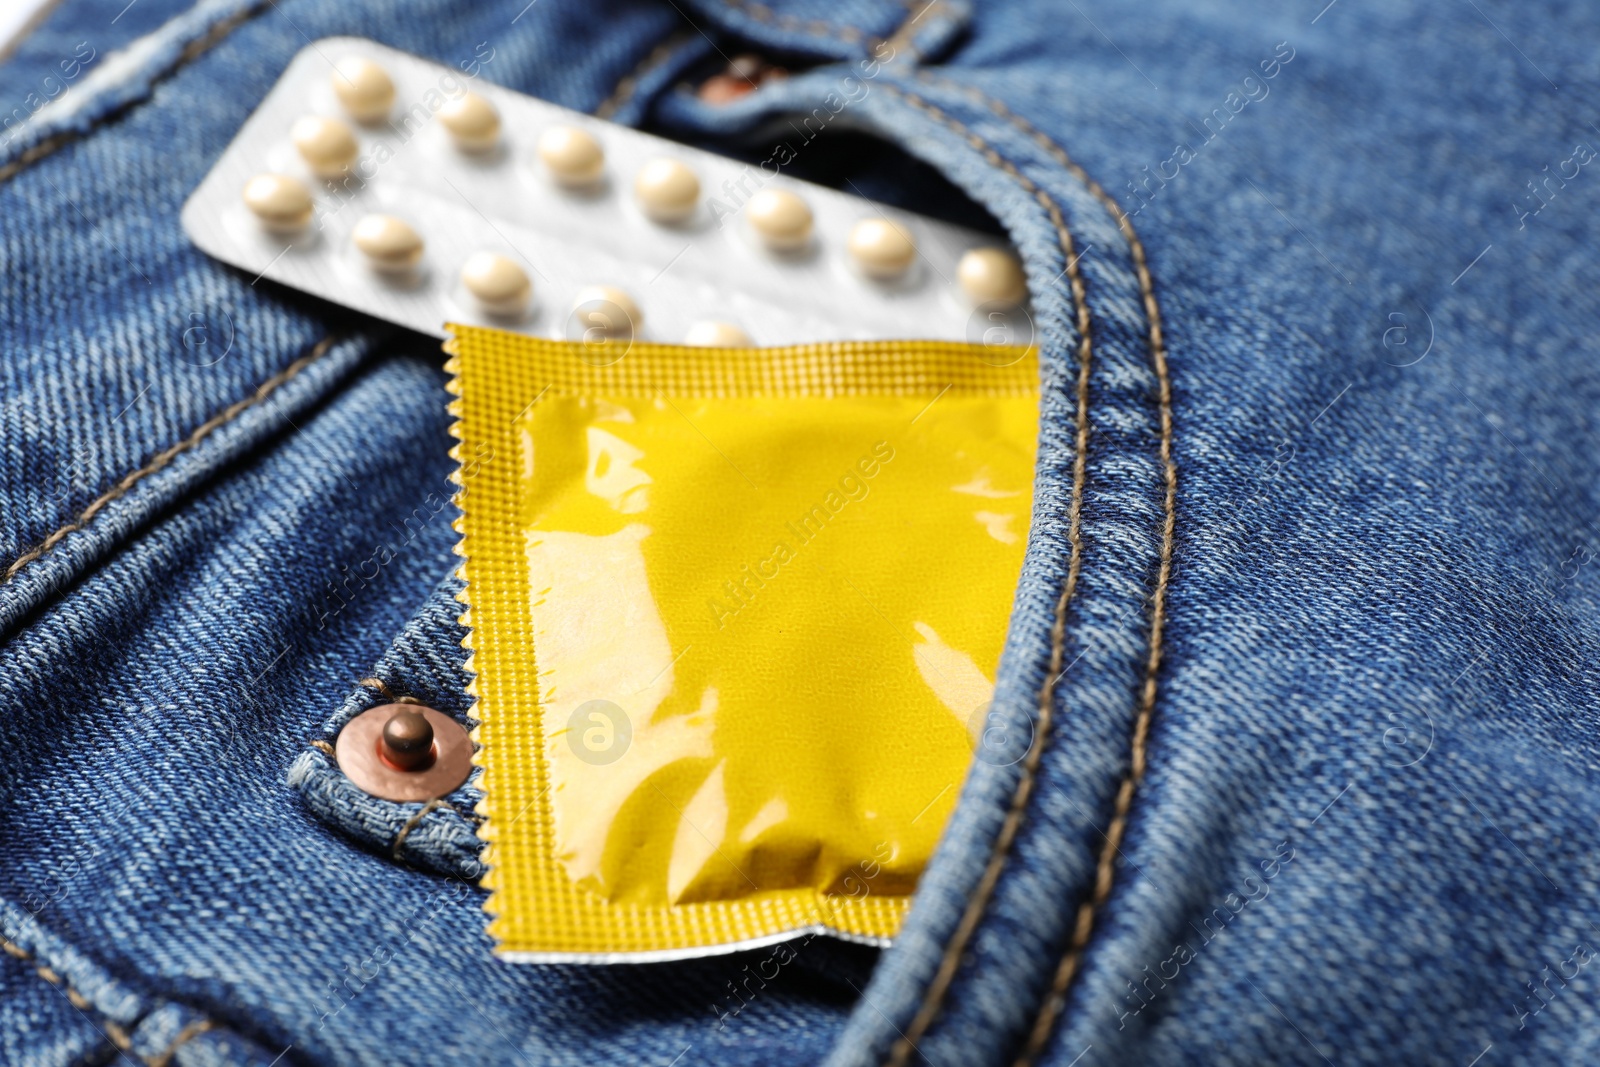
[[181, 37, 1032, 347], [181, 36, 1043, 962]]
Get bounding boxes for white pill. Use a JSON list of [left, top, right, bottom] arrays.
[[439, 92, 500, 152], [331, 56, 395, 123], [242, 173, 313, 231], [746, 188, 813, 251], [352, 214, 424, 272], [683, 321, 752, 347], [958, 248, 1027, 308], [634, 158, 700, 223], [538, 126, 604, 186], [460, 253, 531, 315], [848, 218, 916, 279], [291, 115, 358, 179], [572, 285, 641, 335]]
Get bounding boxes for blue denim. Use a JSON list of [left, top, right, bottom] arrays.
[[4, 0, 1600, 1064]]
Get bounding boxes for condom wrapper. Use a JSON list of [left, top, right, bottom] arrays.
[[446, 325, 1038, 961]]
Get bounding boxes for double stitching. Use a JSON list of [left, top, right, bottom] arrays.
[[0, 7, 696, 1062], [0, 1, 326, 587], [967, 89, 1175, 1067], [885, 71, 1177, 1067], [875, 81, 1096, 1067], [0, 10, 1175, 1066]]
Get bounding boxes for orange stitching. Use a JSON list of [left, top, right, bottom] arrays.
[[2, 337, 336, 584], [594, 30, 693, 120], [0, 7, 331, 588], [719, 0, 867, 44], [148, 1019, 216, 1067], [391, 797, 450, 859], [0, 0, 270, 187], [357, 678, 396, 699], [0, 132, 74, 185], [881, 0, 945, 61], [715, 0, 934, 51], [0, 933, 196, 1064], [107, 1021, 135, 1052], [309, 739, 338, 761], [876, 83, 1095, 1067], [358, 678, 421, 705], [911, 70, 1176, 1065]]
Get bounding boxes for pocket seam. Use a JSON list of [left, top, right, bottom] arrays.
[[1, 335, 336, 585], [0, 935, 218, 1066], [595, 29, 699, 120], [0, 0, 269, 185], [948, 77, 1177, 1067], [875, 76, 1176, 1067], [715, 0, 896, 48], [873, 81, 1098, 1067]]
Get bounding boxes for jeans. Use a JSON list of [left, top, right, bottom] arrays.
[[3, 0, 1597, 1064]]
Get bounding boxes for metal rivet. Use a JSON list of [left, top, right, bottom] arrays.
[[697, 55, 787, 106], [380, 707, 435, 771], [335, 703, 472, 802]]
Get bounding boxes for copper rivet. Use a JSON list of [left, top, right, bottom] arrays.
[[697, 56, 787, 106], [335, 703, 472, 802], [381, 708, 436, 771]]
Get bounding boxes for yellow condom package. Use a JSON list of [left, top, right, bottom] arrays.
[[446, 325, 1038, 961]]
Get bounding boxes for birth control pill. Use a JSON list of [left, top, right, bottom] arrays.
[[440, 92, 501, 152], [461, 252, 531, 314], [957, 248, 1027, 309], [242, 173, 313, 231], [848, 218, 916, 279], [634, 158, 700, 223], [290, 115, 358, 179], [683, 321, 752, 347], [573, 285, 640, 335], [746, 188, 813, 251], [331, 56, 395, 123], [353, 214, 424, 271], [185, 39, 1029, 351], [538, 126, 605, 186]]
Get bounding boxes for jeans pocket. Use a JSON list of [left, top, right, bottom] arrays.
[[632, 55, 1176, 1067], [288, 571, 485, 879]]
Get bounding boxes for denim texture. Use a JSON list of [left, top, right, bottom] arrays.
[[4, 0, 1600, 1064], [286, 574, 484, 880], [0, 0, 161, 150]]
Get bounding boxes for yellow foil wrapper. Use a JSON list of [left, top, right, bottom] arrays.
[[446, 325, 1038, 961]]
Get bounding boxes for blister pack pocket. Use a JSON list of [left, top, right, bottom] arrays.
[[448, 326, 1037, 961], [181, 38, 1033, 349]]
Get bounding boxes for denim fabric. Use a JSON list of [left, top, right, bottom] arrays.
[[0, 0, 164, 150], [286, 574, 484, 879], [4, 0, 1600, 1065]]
